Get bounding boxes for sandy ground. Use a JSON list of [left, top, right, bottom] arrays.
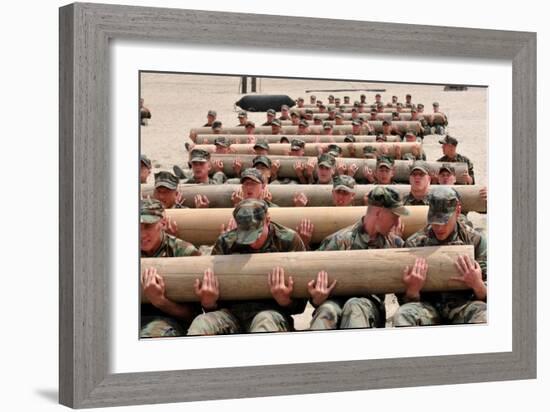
[[140, 73, 487, 330]]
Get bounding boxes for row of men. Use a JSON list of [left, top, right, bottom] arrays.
[[202, 101, 446, 136], [140, 186, 486, 337], [298, 92, 418, 108]]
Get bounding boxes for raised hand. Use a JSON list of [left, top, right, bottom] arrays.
[[307, 270, 337, 307], [402, 257, 428, 301], [193, 268, 220, 310], [268, 266, 294, 307]]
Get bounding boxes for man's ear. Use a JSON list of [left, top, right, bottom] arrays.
[[456, 203, 462, 216]]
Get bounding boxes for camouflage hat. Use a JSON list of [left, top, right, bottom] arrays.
[[313, 115, 322, 121], [232, 199, 269, 245], [290, 139, 306, 150], [279, 136, 290, 143], [281, 105, 289, 111], [411, 107, 418, 113], [433, 102, 440, 107], [212, 120, 222, 130], [240, 167, 265, 184], [245, 120, 255, 127], [317, 153, 336, 168], [354, 101, 361, 107], [427, 186, 460, 224], [410, 160, 429, 175], [392, 112, 399, 117], [439, 163, 456, 175], [305, 109, 314, 115], [253, 139, 270, 151], [154, 171, 179, 190], [252, 155, 272, 168], [335, 112, 343, 119], [327, 144, 342, 156], [376, 155, 394, 169], [406, 94, 412, 98], [214, 136, 230, 147], [344, 134, 356, 142], [376, 134, 387, 142], [382, 120, 390, 126], [333, 175, 356, 193], [360, 93, 366, 98], [351, 107, 358, 113], [298, 119, 309, 128], [190, 148, 211, 163], [323, 122, 333, 129], [140, 198, 165, 224], [439, 134, 458, 146], [367, 186, 409, 216], [290, 111, 299, 117], [140, 154, 152, 169], [328, 105, 336, 112], [238, 110, 247, 118], [267, 109, 276, 116], [297, 97, 304, 102], [417, 103, 425, 109], [363, 145, 376, 154], [375, 93, 381, 97], [207, 110, 217, 117], [271, 118, 282, 127], [351, 119, 361, 126]]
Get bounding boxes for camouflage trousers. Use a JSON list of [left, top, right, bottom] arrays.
[[392, 300, 487, 327], [309, 297, 382, 330], [140, 316, 185, 338], [187, 308, 291, 335]]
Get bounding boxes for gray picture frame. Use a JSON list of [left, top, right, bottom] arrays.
[[59, 2, 536, 409]]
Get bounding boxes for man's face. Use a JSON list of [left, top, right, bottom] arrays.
[[139, 98, 144, 107], [442, 143, 457, 157], [154, 187, 177, 209], [255, 164, 272, 181], [409, 170, 431, 192], [317, 165, 334, 183], [271, 125, 281, 134], [375, 95, 381, 102], [438, 171, 456, 185], [215, 146, 230, 154], [207, 114, 215, 123], [405, 135, 416, 143], [410, 112, 418, 120], [291, 116, 299, 125], [383, 125, 391, 134], [238, 117, 247, 125], [332, 189, 355, 206], [140, 164, 151, 184], [352, 125, 362, 134], [290, 148, 304, 156], [241, 179, 264, 200], [245, 125, 255, 134], [374, 208, 400, 236], [297, 126, 308, 135], [376, 166, 394, 184], [406, 95, 412, 102], [249, 218, 271, 250], [433, 106, 440, 113], [140, 220, 163, 254], [335, 118, 344, 125], [191, 160, 211, 180], [392, 97, 398, 103], [254, 148, 268, 156], [297, 100, 304, 107], [431, 208, 460, 241], [281, 109, 289, 117]]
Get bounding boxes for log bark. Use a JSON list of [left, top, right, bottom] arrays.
[[141, 245, 474, 302], [193, 142, 420, 158], [141, 184, 486, 212], [164, 206, 429, 246], [205, 155, 469, 183], [194, 134, 401, 144], [189, 121, 422, 141]]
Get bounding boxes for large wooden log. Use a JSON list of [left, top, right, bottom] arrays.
[[141, 245, 474, 302], [295, 105, 413, 113], [141, 184, 486, 213], [206, 155, 470, 183], [192, 142, 420, 158], [194, 134, 401, 144], [189, 121, 422, 141], [164, 206, 428, 246]]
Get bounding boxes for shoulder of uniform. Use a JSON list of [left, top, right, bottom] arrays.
[[404, 226, 430, 246]]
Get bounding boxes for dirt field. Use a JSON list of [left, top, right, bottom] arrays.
[[140, 72, 487, 330]]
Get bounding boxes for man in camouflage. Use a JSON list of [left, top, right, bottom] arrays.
[[140, 154, 152, 184], [236, 110, 248, 127], [181, 149, 226, 186], [431, 102, 448, 135], [202, 109, 216, 127], [139, 198, 202, 338], [262, 108, 277, 126], [186, 199, 308, 334], [403, 161, 431, 206], [230, 168, 280, 207], [392, 186, 487, 326], [213, 136, 232, 154], [363, 156, 397, 185], [437, 135, 475, 184], [309, 187, 409, 330], [153, 171, 186, 209]]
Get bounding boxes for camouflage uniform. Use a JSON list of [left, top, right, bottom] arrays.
[[311, 187, 409, 330], [187, 199, 307, 335], [202, 110, 216, 127], [403, 161, 430, 206], [240, 168, 280, 208], [431, 103, 448, 135], [153, 171, 189, 209], [139, 199, 201, 338], [393, 187, 487, 326], [182, 149, 226, 184], [437, 135, 475, 184]]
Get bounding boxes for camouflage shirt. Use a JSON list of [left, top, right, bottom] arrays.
[[141, 232, 200, 258], [402, 220, 487, 311], [182, 171, 227, 185], [402, 150, 427, 161], [316, 217, 404, 317], [403, 192, 429, 206], [211, 221, 306, 326], [437, 153, 475, 184]]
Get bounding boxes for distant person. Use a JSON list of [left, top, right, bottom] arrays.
[[140, 98, 152, 126]]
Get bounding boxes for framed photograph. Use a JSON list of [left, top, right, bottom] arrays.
[[59, 2, 536, 408]]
